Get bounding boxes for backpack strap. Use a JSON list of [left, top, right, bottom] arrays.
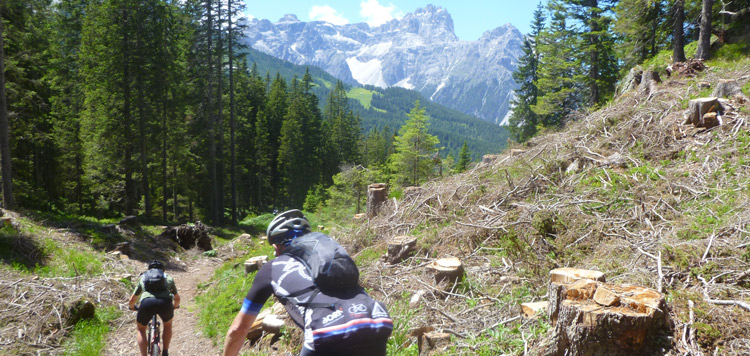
[[280, 287, 336, 309]]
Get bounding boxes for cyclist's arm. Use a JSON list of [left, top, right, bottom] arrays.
[[129, 276, 143, 310], [223, 311, 256, 356], [128, 293, 139, 310], [173, 293, 181, 309], [223, 261, 274, 356]]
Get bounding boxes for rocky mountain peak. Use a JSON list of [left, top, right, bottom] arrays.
[[394, 4, 456, 41], [241, 6, 523, 124], [278, 14, 300, 23]]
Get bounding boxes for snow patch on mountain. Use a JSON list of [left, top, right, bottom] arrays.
[[346, 57, 387, 88]]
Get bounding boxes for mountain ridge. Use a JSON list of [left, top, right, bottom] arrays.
[[241, 47, 510, 159], [241, 5, 523, 125]]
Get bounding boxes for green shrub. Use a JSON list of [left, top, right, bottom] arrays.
[[63, 307, 120, 356]]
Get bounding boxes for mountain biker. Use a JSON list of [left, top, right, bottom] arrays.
[[129, 260, 180, 356], [223, 209, 392, 356]]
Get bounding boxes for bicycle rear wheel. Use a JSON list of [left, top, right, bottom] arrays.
[[151, 342, 160, 356]]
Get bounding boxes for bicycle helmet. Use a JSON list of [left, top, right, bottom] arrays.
[[266, 209, 311, 245], [148, 260, 164, 270]]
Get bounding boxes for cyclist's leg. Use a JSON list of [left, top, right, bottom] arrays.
[[155, 298, 175, 355], [162, 318, 173, 353], [135, 322, 148, 356], [137, 298, 160, 356]]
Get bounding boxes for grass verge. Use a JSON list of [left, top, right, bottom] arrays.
[[63, 306, 120, 356]]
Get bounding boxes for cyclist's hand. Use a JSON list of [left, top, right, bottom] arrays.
[[129, 305, 138, 311], [174, 305, 180, 309]]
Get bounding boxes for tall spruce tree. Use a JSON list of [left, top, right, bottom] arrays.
[[534, 0, 584, 127], [0, 5, 12, 209], [563, 0, 619, 105], [508, 3, 546, 142], [614, 0, 670, 68]]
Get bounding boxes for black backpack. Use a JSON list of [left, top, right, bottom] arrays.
[[283, 232, 359, 292], [281, 233, 392, 348], [143, 268, 168, 293]]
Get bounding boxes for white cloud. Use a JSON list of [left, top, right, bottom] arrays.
[[360, 0, 400, 27], [309, 5, 350, 25]]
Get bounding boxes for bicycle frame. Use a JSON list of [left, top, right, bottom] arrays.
[[147, 314, 161, 356]]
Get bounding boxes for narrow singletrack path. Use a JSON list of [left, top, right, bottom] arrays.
[[104, 256, 223, 356]]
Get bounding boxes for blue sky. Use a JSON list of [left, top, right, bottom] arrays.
[[243, 0, 541, 40]]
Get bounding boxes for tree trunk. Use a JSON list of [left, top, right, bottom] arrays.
[[205, 0, 218, 225], [216, 0, 225, 225], [122, 7, 135, 215], [695, 0, 714, 60], [0, 13, 13, 210], [588, 0, 600, 105], [228, 0, 237, 225], [672, 0, 686, 62], [136, 48, 151, 217]]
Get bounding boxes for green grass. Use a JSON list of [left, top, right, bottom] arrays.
[[63, 306, 120, 356], [347, 87, 377, 109], [195, 245, 275, 340]]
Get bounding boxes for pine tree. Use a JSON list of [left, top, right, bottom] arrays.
[[0, 5, 12, 209], [456, 141, 472, 173], [534, 0, 584, 127], [389, 101, 440, 186], [323, 80, 362, 177], [49, 0, 88, 213], [563, 0, 619, 105], [508, 3, 545, 142], [614, 0, 670, 68]]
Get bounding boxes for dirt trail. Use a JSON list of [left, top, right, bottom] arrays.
[[104, 256, 223, 356]]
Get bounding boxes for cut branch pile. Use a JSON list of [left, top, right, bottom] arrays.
[[344, 66, 750, 355], [0, 259, 131, 355]]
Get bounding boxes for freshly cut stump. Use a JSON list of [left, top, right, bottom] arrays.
[[521, 301, 548, 319], [385, 235, 417, 264], [367, 183, 388, 217], [244, 255, 268, 275], [426, 257, 464, 288], [543, 268, 671, 356]]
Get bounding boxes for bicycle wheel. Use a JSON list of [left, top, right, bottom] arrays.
[[151, 341, 160, 356]]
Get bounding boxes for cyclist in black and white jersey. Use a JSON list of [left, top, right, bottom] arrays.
[[223, 210, 391, 356]]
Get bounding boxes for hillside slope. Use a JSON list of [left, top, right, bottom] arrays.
[[243, 47, 510, 159], [341, 59, 750, 354]]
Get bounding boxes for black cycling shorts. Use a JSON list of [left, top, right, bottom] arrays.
[[137, 297, 174, 325]]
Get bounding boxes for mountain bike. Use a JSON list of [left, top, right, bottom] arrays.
[[146, 313, 162, 356], [133, 304, 178, 356]]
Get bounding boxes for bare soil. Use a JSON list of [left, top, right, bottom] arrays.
[[103, 255, 223, 356]]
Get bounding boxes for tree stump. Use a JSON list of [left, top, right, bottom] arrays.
[[521, 301, 548, 319], [637, 70, 661, 96], [481, 154, 499, 165], [426, 257, 464, 289], [542, 269, 671, 356], [684, 97, 719, 126], [65, 299, 95, 326], [617, 67, 642, 95], [244, 255, 268, 275], [384, 235, 417, 264], [712, 79, 744, 98], [420, 331, 452, 356], [367, 183, 388, 218], [247, 302, 286, 343]]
